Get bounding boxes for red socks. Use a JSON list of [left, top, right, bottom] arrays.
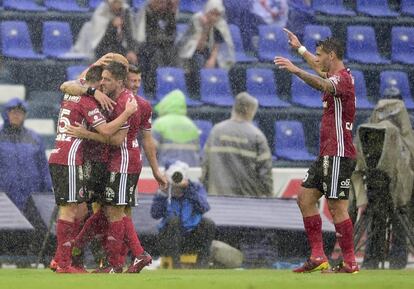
[[335, 218, 356, 265], [74, 210, 108, 248], [55, 219, 75, 268], [303, 214, 327, 260], [123, 216, 144, 257], [105, 220, 125, 267]]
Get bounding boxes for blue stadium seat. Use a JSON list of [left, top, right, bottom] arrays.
[[66, 65, 87, 80], [257, 25, 301, 62], [89, 0, 103, 9], [312, 0, 355, 16], [156, 67, 201, 106], [0, 21, 45, 59], [229, 24, 257, 63], [132, 0, 146, 10], [401, 0, 414, 16], [3, 0, 47, 11], [180, 0, 205, 13], [391, 26, 414, 65], [291, 72, 322, 108], [356, 0, 399, 17], [200, 68, 234, 106], [175, 23, 188, 44], [380, 71, 414, 109], [194, 119, 213, 150], [43, 21, 85, 60], [303, 25, 332, 54], [351, 70, 374, 109], [346, 26, 390, 64], [246, 68, 290, 108], [44, 0, 88, 12], [274, 120, 316, 161]]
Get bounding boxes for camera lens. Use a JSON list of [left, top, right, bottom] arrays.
[[171, 172, 183, 184]]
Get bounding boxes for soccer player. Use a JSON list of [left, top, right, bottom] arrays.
[[48, 65, 137, 273], [274, 29, 358, 274], [127, 64, 142, 96]]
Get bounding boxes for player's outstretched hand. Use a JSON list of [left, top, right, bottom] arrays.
[[154, 170, 169, 191], [125, 97, 138, 115], [66, 122, 89, 139], [95, 90, 116, 111], [274, 56, 299, 73], [283, 28, 301, 50]]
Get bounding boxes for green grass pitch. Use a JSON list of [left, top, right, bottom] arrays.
[[0, 269, 413, 289]]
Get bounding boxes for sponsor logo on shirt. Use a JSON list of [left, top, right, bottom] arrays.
[[88, 108, 101, 116], [63, 94, 81, 103]]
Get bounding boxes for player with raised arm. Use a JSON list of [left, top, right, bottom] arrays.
[[274, 29, 358, 274], [48, 65, 137, 273]]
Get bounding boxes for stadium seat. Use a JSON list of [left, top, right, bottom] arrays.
[[346, 26, 390, 64], [291, 72, 322, 108], [66, 65, 87, 80], [132, 0, 146, 10], [391, 26, 414, 65], [175, 23, 188, 44], [274, 120, 316, 161], [401, 0, 414, 16], [303, 25, 332, 54], [257, 25, 302, 62], [200, 68, 234, 106], [180, 0, 205, 13], [89, 0, 104, 9], [356, 0, 399, 17], [42, 21, 85, 60], [44, 0, 88, 12], [312, 0, 355, 16], [156, 67, 201, 106], [0, 21, 45, 59], [379, 71, 414, 109], [193, 119, 213, 150], [0, 84, 26, 105], [351, 70, 374, 109], [229, 24, 257, 63], [246, 68, 290, 108], [3, 0, 47, 11]]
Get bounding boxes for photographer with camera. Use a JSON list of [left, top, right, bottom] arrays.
[[150, 160, 215, 268]]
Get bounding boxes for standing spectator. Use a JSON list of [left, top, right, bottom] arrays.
[[151, 160, 215, 268], [152, 89, 201, 167], [177, 0, 235, 96], [252, 0, 289, 27], [72, 0, 138, 63], [134, 0, 179, 95], [0, 98, 52, 211], [201, 92, 273, 197]]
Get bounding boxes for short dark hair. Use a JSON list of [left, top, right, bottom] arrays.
[[316, 37, 344, 60], [85, 65, 103, 82], [105, 61, 127, 81], [128, 64, 141, 75]]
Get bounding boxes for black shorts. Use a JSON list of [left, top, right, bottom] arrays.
[[49, 164, 87, 205], [83, 160, 110, 203], [104, 172, 139, 206], [302, 156, 356, 200]]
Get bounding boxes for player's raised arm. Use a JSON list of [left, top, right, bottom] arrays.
[[284, 28, 327, 78]]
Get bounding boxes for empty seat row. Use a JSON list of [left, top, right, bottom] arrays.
[[258, 24, 414, 65], [313, 0, 413, 17]]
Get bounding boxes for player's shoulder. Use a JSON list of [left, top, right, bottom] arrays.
[[136, 95, 152, 110]]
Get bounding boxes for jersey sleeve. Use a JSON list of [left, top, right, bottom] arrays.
[[140, 101, 152, 131], [112, 94, 131, 129], [327, 72, 351, 98], [82, 98, 107, 128]]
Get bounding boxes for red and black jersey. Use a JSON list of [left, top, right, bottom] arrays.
[[49, 94, 106, 166], [107, 90, 152, 174], [320, 68, 356, 159]]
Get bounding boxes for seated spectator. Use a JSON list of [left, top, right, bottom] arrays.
[[201, 92, 273, 197], [72, 0, 138, 63], [134, 0, 179, 96], [0, 98, 52, 211], [151, 160, 215, 268], [177, 0, 235, 96], [252, 0, 289, 26], [152, 89, 201, 167]]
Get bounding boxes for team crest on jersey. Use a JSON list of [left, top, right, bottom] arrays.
[[105, 187, 115, 201]]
